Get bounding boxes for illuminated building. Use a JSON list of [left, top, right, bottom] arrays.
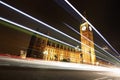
[[43, 40, 81, 63], [27, 31, 81, 63], [27, 22, 96, 64], [80, 22, 96, 64], [27, 33, 81, 63]]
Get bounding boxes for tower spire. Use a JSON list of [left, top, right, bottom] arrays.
[[82, 11, 87, 23]]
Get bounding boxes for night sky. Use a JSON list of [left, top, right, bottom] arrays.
[[0, 0, 120, 55]]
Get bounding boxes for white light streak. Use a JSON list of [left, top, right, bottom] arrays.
[[0, 17, 75, 48], [0, 17, 111, 64], [0, 1, 80, 44], [0, 56, 115, 71], [64, 23, 120, 62], [1, 1, 120, 63], [96, 56, 115, 65], [0, 1, 100, 56], [111, 68, 120, 75], [64, 0, 120, 61], [64, 23, 80, 35], [1, 56, 120, 77]]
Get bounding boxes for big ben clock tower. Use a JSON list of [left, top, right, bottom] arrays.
[[80, 22, 96, 64]]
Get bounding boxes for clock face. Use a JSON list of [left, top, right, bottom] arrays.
[[82, 26, 86, 31], [89, 26, 92, 31]]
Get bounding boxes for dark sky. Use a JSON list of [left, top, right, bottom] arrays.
[[0, 0, 120, 55], [68, 0, 120, 53]]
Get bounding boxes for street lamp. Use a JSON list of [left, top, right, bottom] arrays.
[[75, 46, 81, 51], [43, 50, 48, 60], [96, 62, 99, 66]]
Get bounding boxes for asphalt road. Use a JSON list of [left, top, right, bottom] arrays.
[[0, 56, 120, 80], [0, 66, 120, 80]]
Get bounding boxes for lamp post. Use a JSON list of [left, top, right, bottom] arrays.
[[75, 46, 80, 52], [43, 50, 48, 60], [96, 62, 99, 66]]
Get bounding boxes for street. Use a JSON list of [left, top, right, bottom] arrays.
[[0, 0, 120, 80], [0, 56, 120, 80], [0, 66, 120, 80]]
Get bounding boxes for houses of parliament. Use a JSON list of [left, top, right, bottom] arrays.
[[26, 21, 96, 65]]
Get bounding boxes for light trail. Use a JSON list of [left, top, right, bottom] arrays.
[[1, 56, 120, 75], [64, 0, 120, 63], [64, 0, 120, 56], [64, 23, 120, 63], [0, 1, 80, 44], [0, 1, 103, 56], [0, 17, 111, 64], [0, 0, 92, 52], [96, 56, 115, 65], [64, 23, 80, 35], [1, 1, 120, 63], [0, 17, 118, 65], [0, 17, 76, 48]]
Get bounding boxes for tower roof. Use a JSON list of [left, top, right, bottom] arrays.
[[82, 11, 87, 23]]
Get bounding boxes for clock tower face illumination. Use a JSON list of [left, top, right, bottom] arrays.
[[89, 26, 92, 31], [80, 22, 96, 64], [82, 26, 87, 31]]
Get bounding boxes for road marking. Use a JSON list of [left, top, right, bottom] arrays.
[[94, 77, 108, 80]]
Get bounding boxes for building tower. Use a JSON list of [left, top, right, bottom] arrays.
[[80, 22, 96, 64]]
